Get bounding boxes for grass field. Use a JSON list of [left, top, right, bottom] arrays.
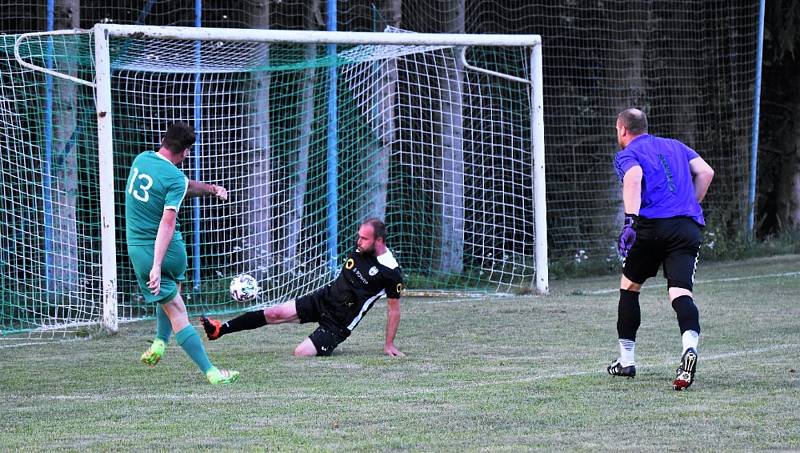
[[2, 255, 799, 451]]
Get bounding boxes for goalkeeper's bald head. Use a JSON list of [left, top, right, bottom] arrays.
[[618, 108, 648, 135]]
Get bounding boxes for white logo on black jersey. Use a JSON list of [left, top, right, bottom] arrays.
[[368, 266, 378, 276], [352, 267, 368, 284]]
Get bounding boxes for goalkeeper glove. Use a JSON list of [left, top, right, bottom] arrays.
[[618, 214, 639, 258]]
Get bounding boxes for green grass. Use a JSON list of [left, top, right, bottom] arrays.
[[2, 255, 799, 451]]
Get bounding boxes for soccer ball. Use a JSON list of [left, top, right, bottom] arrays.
[[229, 274, 259, 302]]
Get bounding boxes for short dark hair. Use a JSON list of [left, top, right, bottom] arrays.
[[617, 108, 648, 135], [362, 218, 387, 240], [162, 122, 196, 154]]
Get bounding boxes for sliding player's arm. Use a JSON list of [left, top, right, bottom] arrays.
[[383, 278, 405, 357], [384, 297, 403, 357]]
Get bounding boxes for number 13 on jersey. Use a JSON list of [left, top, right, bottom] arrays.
[[127, 166, 153, 202]]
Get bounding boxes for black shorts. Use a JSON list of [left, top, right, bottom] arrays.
[[623, 216, 702, 291], [295, 287, 348, 356]]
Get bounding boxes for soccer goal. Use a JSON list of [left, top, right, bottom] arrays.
[[6, 25, 546, 335]]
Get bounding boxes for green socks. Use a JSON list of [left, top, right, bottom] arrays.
[[175, 325, 213, 374], [156, 304, 172, 344]]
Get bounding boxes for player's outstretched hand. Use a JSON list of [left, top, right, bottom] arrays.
[[210, 184, 228, 201], [384, 344, 405, 357]]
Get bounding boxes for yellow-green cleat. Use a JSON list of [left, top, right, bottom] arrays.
[[206, 366, 240, 384], [140, 338, 166, 367]]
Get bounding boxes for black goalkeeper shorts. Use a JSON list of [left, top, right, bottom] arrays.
[[622, 216, 702, 291], [295, 287, 348, 356]]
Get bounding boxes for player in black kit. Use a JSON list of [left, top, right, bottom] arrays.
[[201, 218, 405, 357]]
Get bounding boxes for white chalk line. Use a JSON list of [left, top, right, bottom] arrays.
[[9, 343, 796, 403], [415, 271, 800, 302], [579, 271, 800, 295]]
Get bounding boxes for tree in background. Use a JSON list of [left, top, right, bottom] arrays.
[[757, 0, 800, 236]]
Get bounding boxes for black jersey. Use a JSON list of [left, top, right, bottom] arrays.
[[325, 248, 404, 331]]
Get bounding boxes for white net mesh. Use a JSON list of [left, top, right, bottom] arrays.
[[3, 29, 540, 333], [0, 33, 103, 336], [107, 33, 538, 322]]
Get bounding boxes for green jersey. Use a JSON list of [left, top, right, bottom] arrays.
[[125, 151, 189, 246]]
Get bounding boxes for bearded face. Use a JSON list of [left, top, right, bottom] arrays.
[[356, 224, 377, 256]]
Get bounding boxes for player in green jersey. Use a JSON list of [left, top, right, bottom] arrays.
[[126, 122, 238, 384]]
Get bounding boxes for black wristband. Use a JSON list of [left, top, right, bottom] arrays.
[[624, 213, 639, 227]]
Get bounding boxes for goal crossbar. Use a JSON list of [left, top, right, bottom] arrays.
[[95, 24, 541, 47]]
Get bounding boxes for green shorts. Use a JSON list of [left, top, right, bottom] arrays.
[[127, 240, 187, 304]]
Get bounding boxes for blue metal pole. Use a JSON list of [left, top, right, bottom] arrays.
[[192, 0, 203, 290], [43, 0, 55, 291], [747, 0, 765, 237], [326, 0, 339, 274]]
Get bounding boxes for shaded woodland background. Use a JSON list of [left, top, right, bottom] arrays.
[[1, 0, 795, 270]]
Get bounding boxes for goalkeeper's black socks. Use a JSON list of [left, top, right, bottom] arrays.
[[617, 289, 641, 340], [220, 310, 268, 336]]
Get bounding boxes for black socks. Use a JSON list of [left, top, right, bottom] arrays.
[[221, 310, 268, 336], [671, 295, 701, 334], [617, 289, 641, 341]]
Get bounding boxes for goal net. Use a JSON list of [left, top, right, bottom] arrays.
[[4, 25, 545, 335], [1, 32, 102, 337]]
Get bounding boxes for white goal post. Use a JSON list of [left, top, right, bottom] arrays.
[[11, 25, 547, 334]]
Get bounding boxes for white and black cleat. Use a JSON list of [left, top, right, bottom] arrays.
[[672, 348, 697, 391], [607, 359, 636, 378]]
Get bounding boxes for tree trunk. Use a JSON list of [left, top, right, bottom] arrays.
[[786, 101, 800, 228], [51, 0, 79, 295], [284, 0, 321, 274], [382, 0, 402, 30], [436, 0, 465, 275], [246, 1, 272, 280], [357, 0, 402, 224], [663, 7, 698, 145], [608, 3, 648, 232]]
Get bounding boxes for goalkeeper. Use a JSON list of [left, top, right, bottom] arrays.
[[128, 122, 239, 384], [608, 108, 714, 391], [201, 218, 405, 357]]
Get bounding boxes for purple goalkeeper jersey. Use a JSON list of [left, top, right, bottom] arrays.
[[614, 134, 705, 226]]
